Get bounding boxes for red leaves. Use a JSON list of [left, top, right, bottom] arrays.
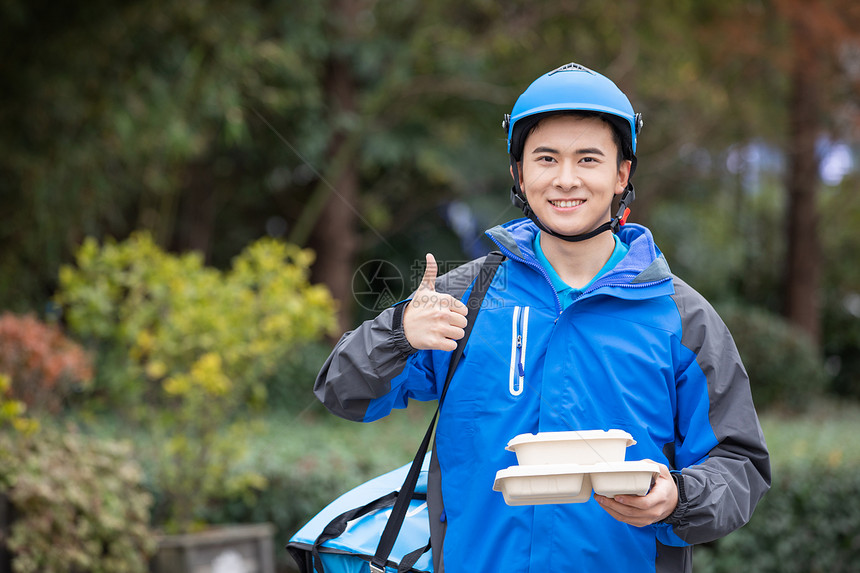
[[0, 313, 93, 414]]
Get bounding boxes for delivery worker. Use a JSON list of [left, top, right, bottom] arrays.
[[314, 62, 770, 572]]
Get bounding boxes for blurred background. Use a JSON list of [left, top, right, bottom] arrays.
[[1, 1, 859, 572]]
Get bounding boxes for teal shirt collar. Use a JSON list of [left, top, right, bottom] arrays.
[[533, 231, 630, 308]]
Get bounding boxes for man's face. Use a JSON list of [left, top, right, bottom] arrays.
[[517, 115, 631, 239]]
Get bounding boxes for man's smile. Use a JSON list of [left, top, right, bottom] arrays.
[[549, 199, 586, 209]]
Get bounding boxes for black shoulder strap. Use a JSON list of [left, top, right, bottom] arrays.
[[369, 251, 505, 573], [310, 489, 428, 573], [312, 491, 399, 573]]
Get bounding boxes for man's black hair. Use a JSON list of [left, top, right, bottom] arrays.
[[511, 111, 628, 167]]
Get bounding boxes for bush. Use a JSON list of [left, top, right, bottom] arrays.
[[55, 232, 337, 412], [195, 407, 433, 571], [0, 374, 38, 436], [716, 302, 829, 411], [263, 340, 335, 414], [0, 312, 93, 414], [0, 426, 156, 573], [693, 461, 860, 572], [55, 232, 338, 532], [692, 402, 860, 571], [821, 291, 860, 400]]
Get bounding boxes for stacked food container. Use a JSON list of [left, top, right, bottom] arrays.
[[492, 429, 659, 506]]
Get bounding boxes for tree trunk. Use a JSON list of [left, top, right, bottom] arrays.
[[310, 0, 363, 335], [783, 17, 822, 347], [310, 125, 358, 336], [175, 161, 217, 260]]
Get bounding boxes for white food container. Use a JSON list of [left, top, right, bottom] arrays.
[[493, 464, 593, 506], [505, 429, 636, 465], [588, 461, 660, 498], [493, 461, 660, 506]]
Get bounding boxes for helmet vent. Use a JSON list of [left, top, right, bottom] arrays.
[[549, 62, 596, 75]]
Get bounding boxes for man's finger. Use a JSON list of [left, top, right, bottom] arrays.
[[449, 298, 469, 315], [449, 311, 468, 328], [420, 253, 438, 291]]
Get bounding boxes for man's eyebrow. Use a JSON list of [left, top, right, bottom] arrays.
[[530, 146, 560, 154], [576, 147, 606, 156], [529, 146, 606, 156]]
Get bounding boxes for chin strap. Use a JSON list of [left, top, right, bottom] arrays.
[[509, 155, 636, 243], [610, 184, 635, 232]]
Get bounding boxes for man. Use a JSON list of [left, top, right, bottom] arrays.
[[315, 62, 770, 572]]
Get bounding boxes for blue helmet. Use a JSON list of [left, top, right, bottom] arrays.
[[504, 63, 643, 241], [504, 62, 642, 161]]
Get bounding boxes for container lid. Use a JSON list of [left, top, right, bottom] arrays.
[[493, 463, 596, 483], [505, 429, 635, 451], [586, 461, 659, 474], [493, 461, 657, 482]]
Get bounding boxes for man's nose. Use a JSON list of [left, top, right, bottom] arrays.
[[554, 160, 580, 190]]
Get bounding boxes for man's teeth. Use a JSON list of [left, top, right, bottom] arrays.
[[550, 199, 584, 208]]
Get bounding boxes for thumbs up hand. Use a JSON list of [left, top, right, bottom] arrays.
[[402, 254, 469, 351]]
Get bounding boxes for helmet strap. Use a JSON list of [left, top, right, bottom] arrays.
[[509, 155, 636, 243]]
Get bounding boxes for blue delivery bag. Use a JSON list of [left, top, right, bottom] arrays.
[[286, 455, 433, 573]]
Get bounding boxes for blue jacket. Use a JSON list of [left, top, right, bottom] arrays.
[[315, 219, 770, 573]]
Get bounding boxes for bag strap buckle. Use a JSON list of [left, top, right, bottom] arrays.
[[369, 563, 386, 573]]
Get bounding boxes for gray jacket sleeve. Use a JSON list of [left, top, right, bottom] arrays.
[[314, 257, 487, 422], [664, 277, 771, 544], [313, 304, 417, 421]]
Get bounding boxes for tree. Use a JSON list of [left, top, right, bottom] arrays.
[[777, 0, 860, 347], [0, 0, 329, 309], [670, 0, 860, 347], [2, 0, 857, 350]]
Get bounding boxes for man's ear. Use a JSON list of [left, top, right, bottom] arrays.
[[615, 159, 632, 195], [511, 163, 525, 192]]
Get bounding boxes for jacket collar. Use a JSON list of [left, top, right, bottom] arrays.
[[486, 218, 672, 287]]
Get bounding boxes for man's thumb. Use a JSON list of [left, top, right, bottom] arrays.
[[420, 253, 438, 291]]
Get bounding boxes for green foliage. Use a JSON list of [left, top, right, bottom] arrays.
[[0, 313, 93, 414], [69, 408, 432, 571], [56, 231, 336, 411], [0, 374, 38, 435], [717, 302, 829, 411], [55, 231, 337, 532], [694, 465, 860, 573], [820, 173, 860, 399], [185, 403, 860, 573], [149, 355, 269, 534], [1, 0, 858, 390], [262, 340, 336, 414], [0, 427, 156, 573], [196, 407, 432, 571], [650, 174, 786, 308], [694, 403, 860, 572], [0, 0, 332, 310]]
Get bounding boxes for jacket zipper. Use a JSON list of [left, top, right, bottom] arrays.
[[578, 274, 671, 300], [509, 306, 529, 396], [493, 243, 562, 315]]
